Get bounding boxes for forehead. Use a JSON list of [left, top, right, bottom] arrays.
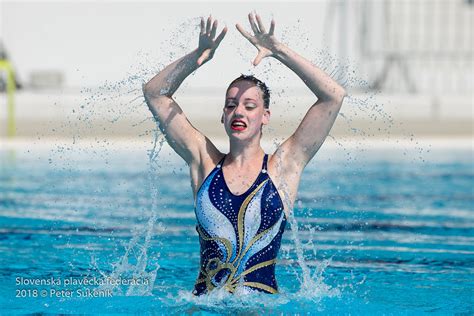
[[226, 80, 263, 101]]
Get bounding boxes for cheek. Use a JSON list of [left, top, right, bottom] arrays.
[[249, 113, 264, 127]]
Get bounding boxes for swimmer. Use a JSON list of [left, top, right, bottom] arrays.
[[143, 13, 346, 295]]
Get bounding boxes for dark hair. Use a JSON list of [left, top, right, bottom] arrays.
[[226, 74, 270, 109]]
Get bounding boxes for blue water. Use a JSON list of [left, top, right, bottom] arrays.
[[0, 144, 473, 314]]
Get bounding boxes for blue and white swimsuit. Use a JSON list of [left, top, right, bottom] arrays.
[[193, 154, 287, 295]]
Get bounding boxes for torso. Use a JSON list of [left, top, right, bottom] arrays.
[[192, 153, 288, 295]]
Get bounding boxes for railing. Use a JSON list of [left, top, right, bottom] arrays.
[[326, 0, 473, 94], [0, 59, 15, 137]]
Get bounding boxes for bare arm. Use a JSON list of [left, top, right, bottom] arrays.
[[143, 16, 227, 165], [274, 43, 346, 168], [237, 13, 346, 171]]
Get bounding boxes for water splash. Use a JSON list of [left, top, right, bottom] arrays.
[[167, 271, 338, 314], [269, 145, 340, 302], [59, 12, 429, 304], [286, 213, 341, 302], [94, 128, 166, 296], [64, 18, 200, 297]]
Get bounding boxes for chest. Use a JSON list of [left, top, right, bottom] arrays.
[[201, 168, 284, 231], [221, 165, 264, 196]]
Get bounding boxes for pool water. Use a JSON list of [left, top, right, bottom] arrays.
[[0, 142, 473, 314]]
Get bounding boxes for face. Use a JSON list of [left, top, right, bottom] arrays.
[[222, 80, 270, 140]]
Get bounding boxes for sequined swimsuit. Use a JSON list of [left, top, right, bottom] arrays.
[[193, 154, 287, 295]]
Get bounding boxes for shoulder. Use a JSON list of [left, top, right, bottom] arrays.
[[199, 150, 225, 173], [190, 149, 225, 197]]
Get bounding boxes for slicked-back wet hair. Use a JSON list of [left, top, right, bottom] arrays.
[[226, 74, 270, 109]]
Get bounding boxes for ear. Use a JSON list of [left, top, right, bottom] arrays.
[[262, 109, 271, 125]]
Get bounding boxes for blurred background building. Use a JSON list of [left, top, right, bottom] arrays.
[[0, 0, 472, 139]]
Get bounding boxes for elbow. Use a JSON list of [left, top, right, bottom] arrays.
[[318, 81, 347, 105], [341, 86, 348, 98], [142, 82, 171, 104], [336, 85, 347, 102], [142, 82, 154, 102], [321, 87, 346, 107], [332, 86, 347, 107], [339, 88, 347, 105]]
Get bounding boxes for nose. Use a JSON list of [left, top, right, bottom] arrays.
[[233, 103, 246, 116]]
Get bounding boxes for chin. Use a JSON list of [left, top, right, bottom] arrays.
[[227, 130, 260, 142]]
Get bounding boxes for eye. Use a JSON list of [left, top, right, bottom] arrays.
[[245, 102, 257, 109], [225, 101, 237, 108]]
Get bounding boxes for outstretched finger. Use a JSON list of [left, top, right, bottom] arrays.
[[255, 14, 266, 34], [269, 19, 275, 36], [248, 13, 260, 34], [206, 15, 212, 34], [236, 23, 253, 42], [214, 26, 228, 47], [210, 20, 218, 38], [200, 17, 205, 35], [253, 51, 265, 66]]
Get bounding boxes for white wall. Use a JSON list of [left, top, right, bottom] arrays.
[[2, 1, 335, 90]]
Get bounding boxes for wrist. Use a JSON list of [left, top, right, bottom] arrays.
[[190, 48, 201, 60], [188, 49, 202, 68], [272, 43, 290, 62]]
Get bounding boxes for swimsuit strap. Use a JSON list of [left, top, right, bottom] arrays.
[[216, 155, 226, 169], [262, 153, 268, 173]]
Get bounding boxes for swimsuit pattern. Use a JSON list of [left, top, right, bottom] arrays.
[[193, 154, 287, 295]]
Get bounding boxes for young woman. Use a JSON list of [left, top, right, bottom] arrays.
[[143, 13, 346, 295]]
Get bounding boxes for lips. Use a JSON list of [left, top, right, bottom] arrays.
[[231, 119, 247, 131]]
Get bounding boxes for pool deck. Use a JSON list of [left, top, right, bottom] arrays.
[[1, 137, 472, 154], [0, 90, 472, 144]]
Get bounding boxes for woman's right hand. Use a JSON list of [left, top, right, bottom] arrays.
[[197, 16, 227, 66]]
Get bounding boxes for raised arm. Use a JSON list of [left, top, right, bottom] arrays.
[[237, 13, 346, 171], [143, 16, 227, 165]]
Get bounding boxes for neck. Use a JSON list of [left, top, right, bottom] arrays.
[[227, 137, 264, 166]]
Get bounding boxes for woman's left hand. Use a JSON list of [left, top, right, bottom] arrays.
[[236, 12, 282, 66]]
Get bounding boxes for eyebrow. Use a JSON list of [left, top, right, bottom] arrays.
[[226, 97, 257, 102]]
